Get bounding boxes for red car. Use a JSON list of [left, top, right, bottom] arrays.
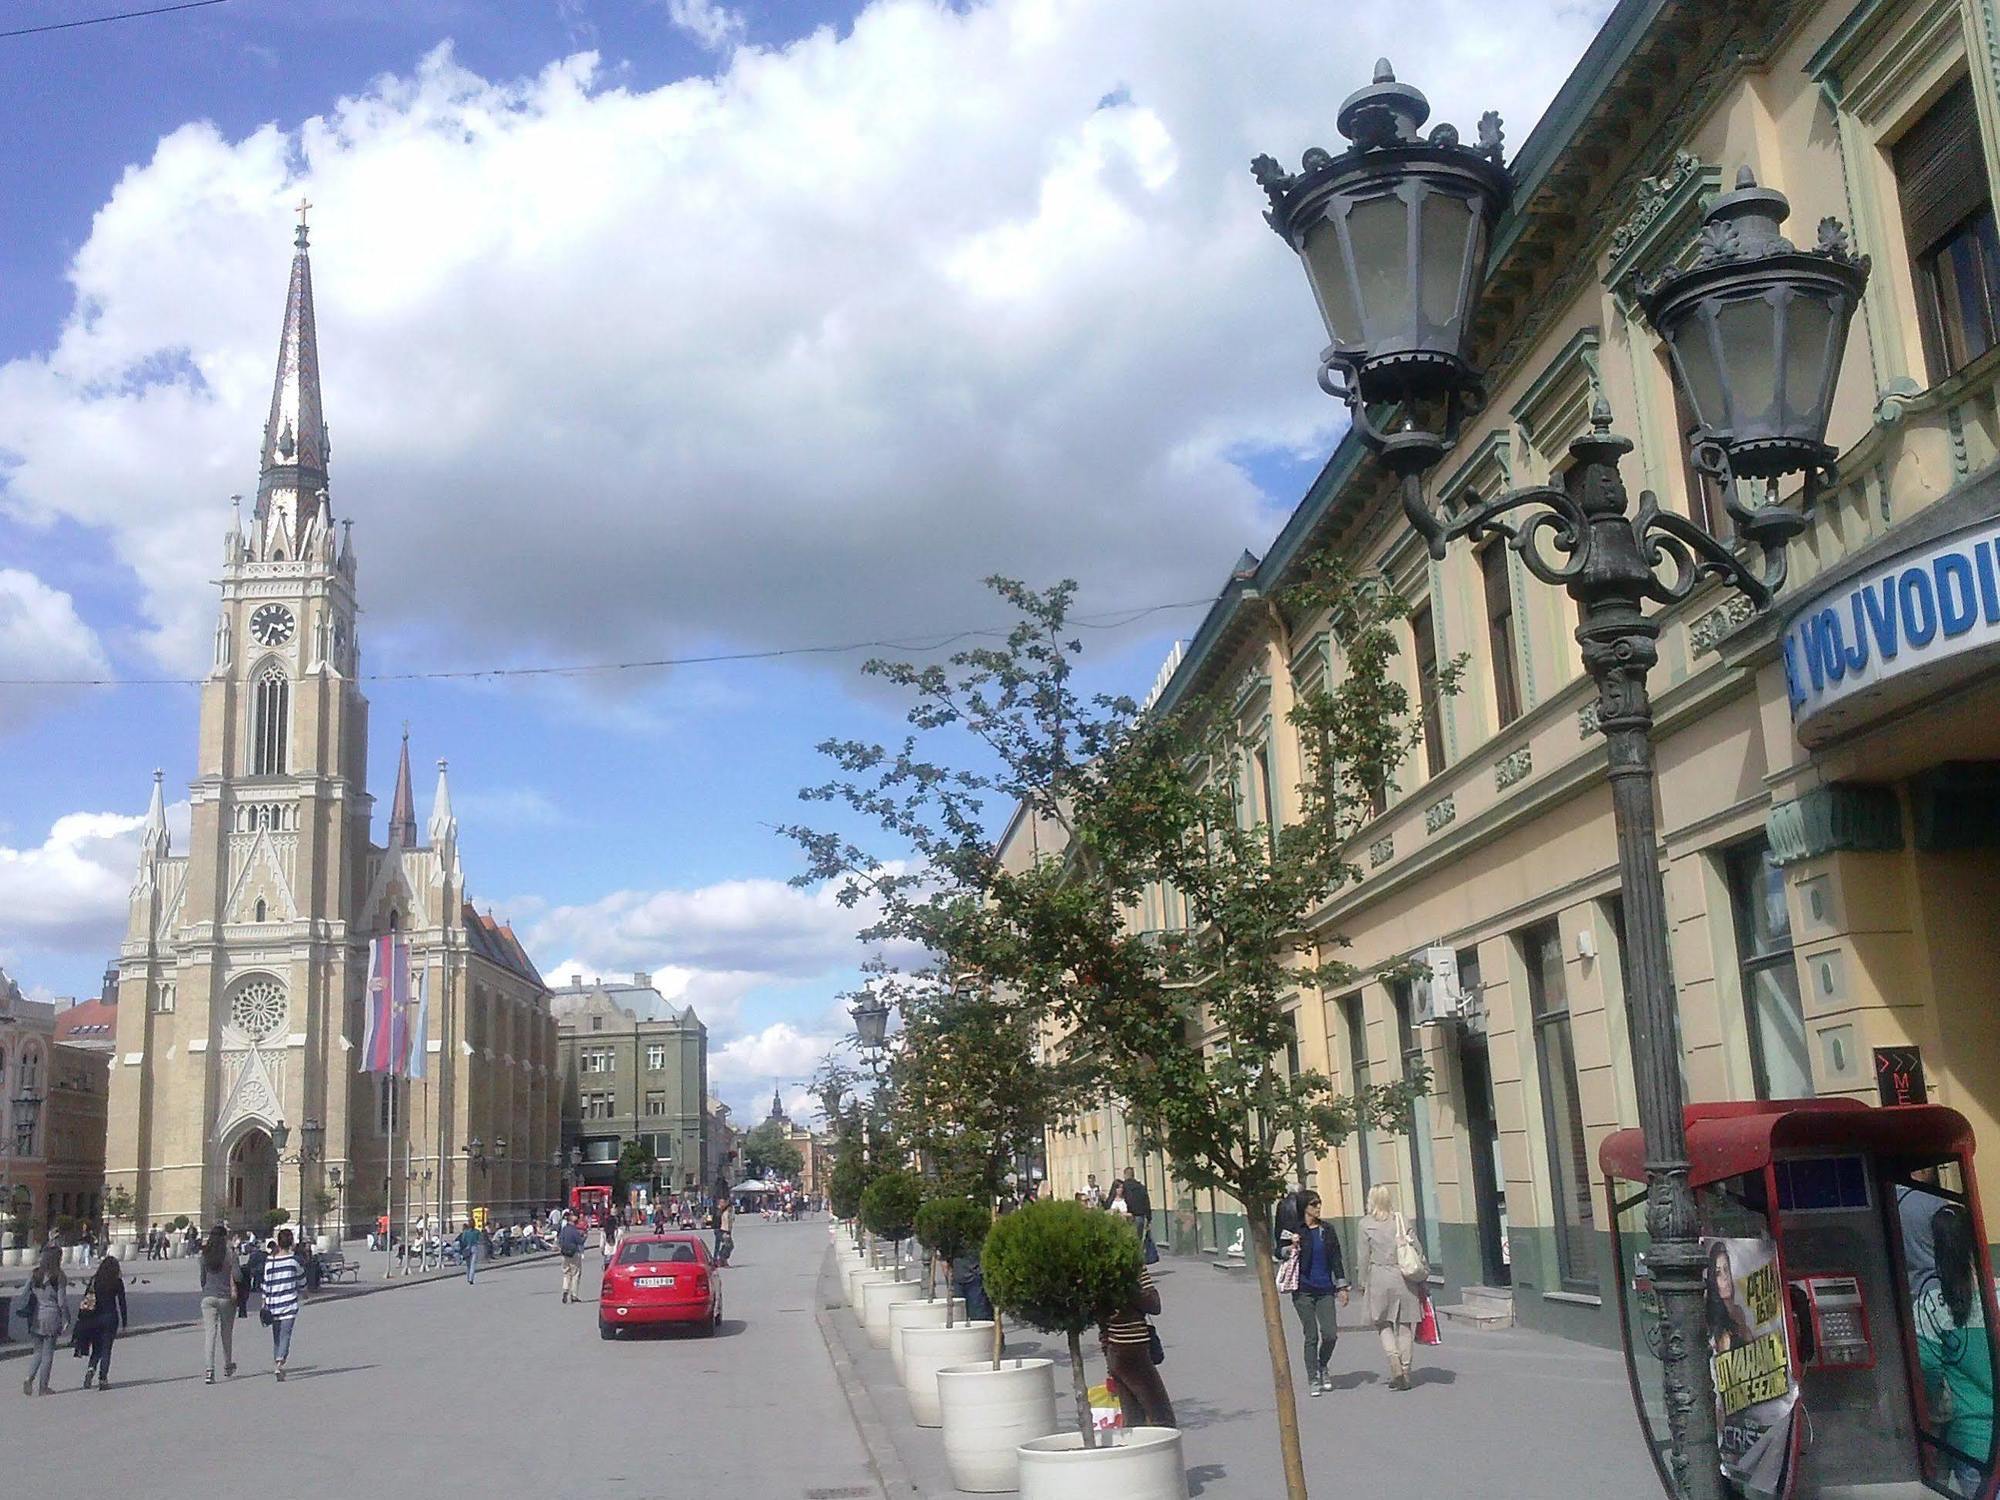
[[598, 1232, 722, 1339]]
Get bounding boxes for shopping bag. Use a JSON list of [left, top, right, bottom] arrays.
[[1415, 1293, 1442, 1346]]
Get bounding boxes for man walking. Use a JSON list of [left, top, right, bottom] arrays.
[[1121, 1165, 1155, 1260], [557, 1213, 585, 1304], [456, 1220, 481, 1285]]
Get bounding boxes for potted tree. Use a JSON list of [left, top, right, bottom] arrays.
[[311, 1190, 339, 1252], [104, 1185, 137, 1259], [900, 1195, 992, 1421], [858, 1169, 927, 1346]]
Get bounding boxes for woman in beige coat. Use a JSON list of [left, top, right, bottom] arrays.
[[1354, 1183, 1425, 1389]]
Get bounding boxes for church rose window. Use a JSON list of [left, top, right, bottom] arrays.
[[228, 979, 287, 1041]]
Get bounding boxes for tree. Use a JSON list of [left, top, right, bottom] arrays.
[[740, 1119, 805, 1182], [858, 1168, 925, 1260], [104, 1186, 136, 1223], [913, 1195, 990, 1327], [982, 1199, 1142, 1447], [615, 1138, 657, 1205]]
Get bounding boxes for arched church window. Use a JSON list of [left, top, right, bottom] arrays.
[[252, 665, 288, 776], [254, 898, 266, 923], [226, 978, 287, 1042]]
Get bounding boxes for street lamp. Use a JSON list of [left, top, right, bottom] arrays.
[[849, 993, 892, 1052], [1255, 63, 1869, 1500], [273, 1117, 324, 1235]]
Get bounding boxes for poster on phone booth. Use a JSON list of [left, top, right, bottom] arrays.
[[1704, 1235, 1799, 1496]]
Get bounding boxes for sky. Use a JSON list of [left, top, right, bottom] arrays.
[[0, 0, 1609, 1122]]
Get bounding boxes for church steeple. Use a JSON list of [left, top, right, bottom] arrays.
[[254, 202, 329, 558], [388, 729, 418, 847]]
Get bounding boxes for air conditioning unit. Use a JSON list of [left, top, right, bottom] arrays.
[[1414, 945, 1464, 1025]]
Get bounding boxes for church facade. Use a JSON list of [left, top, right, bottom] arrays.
[[104, 220, 560, 1239]]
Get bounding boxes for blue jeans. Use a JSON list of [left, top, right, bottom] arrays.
[[26, 1334, 57, 1391], [270, 1315, 296, 1364], [465, 1247, 478, 1283]]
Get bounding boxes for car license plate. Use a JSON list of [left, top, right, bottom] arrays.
[[637, 1276, 675, 1288]]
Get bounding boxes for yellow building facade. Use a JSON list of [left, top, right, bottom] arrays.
[[1048, 0, 2000, 1344]]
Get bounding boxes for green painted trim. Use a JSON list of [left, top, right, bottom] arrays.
[[1766, 783, 1903, 865], [1807, 0, 1898, 86], [1510, 326, 1604, 437], [1437, 430, 1513, 510]]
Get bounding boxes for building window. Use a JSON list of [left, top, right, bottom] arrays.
[[1523, 919, 1596, 1292], [646, 1044, 667, 1072], [584, 1093, 615, 1122], [1253, 743, 1279, 852], [251, 664, 288, 776], [1412, 603, 1445, 778], [1724, 840, 1811, 1100], [645, 1091, 667, 1117], [1896, 77, 2000, 378], [590, 1015, 602, 1032], [1478, 543, 1523, 728], [152, 982, 175, 1014], [378, 1076, 397, 1135], [1391, 979, 1439, 1273], [1338, 993, 1372, 1195]]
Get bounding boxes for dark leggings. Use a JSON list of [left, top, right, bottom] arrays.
[[1291, 1289, 1338, 1377], [89, 1323, 116, 1381], [1104, 1339, 1177, 1428]]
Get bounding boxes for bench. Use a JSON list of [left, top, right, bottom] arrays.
[[318, 1251, 359, 1284]]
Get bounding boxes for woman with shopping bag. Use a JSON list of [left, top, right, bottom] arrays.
[[1355, 1184, 1426, 1390]]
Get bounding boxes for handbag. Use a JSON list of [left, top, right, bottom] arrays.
[[78, 1289, 98, 1316], [259, 1307, 274, 1327], [1393, 1213, 1427, 1281], [1275, 1243, 1301, 1294], [1415, 1293, 1442, 1346], [1147, 1323, 1165, 1366]]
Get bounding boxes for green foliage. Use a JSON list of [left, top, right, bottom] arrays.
[[310, 1189, 339, 1219], [827, 1147, 873, 1222], [981, 1199, 1141, 1338], [171, 1214, 191, 1231], [740, 1119, 805, 1182], [913, 1195, 990, 1264], [104, 1186, 136, 1222], [259, 1208, 290, 1233], [859, 1168, 925, 1244]]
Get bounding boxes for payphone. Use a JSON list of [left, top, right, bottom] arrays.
[[1602, 1100, 1998, 1500]]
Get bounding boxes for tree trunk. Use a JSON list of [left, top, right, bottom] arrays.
[[990, 1308, 1004, 1370], [925, 1250, 935, 1300], [945, 1258, 956, 1327], [1246, 1209, 1309, 1500], [1066, 1327, 1097, 1449]]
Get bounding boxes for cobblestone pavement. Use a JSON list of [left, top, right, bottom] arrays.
[[820, 1241, 1659, 1499], [10, 1219, 879, 1499]]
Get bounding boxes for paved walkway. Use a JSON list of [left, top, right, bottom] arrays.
[[9, 1219, 875, 1498], [820, 1243, 1657, 1499]]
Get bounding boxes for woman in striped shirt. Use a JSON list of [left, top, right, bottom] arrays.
[[1100, 1264, 1175, 1429], [259, 1228, 307, 1381]]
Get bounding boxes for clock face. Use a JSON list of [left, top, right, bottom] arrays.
[[250, 604, 295, 647]]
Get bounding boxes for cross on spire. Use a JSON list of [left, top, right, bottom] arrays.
[[294, 196, 312, 248]]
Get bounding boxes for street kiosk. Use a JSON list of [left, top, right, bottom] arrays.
[[1602, 1100, 1997, 1500]]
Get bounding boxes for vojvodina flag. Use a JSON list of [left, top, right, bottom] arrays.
[[360, 933, 410, 1075], [406, 965, 429, 1081]]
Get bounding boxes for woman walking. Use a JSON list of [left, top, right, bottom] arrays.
[[1100, 1260, 1175, 1428], [259, 1228, 306, 1381], [199, 1226, 239, 1384], [1355, 1184, 1424, 1390], [13, 1248, 70, 1396], [76, 1253, 129, 1390], [1279, 1190, 1349, 1396]]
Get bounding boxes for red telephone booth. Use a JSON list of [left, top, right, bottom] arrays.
[[1602, 1100, 1997, 1500]]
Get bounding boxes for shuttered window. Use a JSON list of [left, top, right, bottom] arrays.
[[1894, 77, 2000, 376], [1412, 603, 1445, 778]]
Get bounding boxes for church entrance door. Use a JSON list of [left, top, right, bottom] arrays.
[[229, 1129, 278, 1221]]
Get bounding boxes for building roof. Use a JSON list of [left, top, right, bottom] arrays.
[[257, 214, 328, 538], [387, 730, 419, 847], [54, 998, 117, 1051], [549, 974, 700, 1028], [460, 904, 546, 990]]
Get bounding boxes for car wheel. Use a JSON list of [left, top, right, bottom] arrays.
[[599, 1322, 616, 1341]]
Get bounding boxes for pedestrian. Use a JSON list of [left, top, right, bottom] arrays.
[[1279, 1190, 1348, 1396], [713, 1196, 733, 1265], [1120, 1166, 1156, 1261], [1356, 1184, 1424, 1391], [456, 1219, 481, 1284], [1100, 1260, 1174, 1428], [236, 1230, 266, 1320], [601, 1215, 619, 1273], [198, 1225, 240, 1385], [1083, 1173, 1102, 1208], [557, 1213, 586, 1303], [13, 1248, 70, 1396], [1107, 1182, 1131, 1219], [75, 1252, 129, 1391], [259, 1228, 305, 1381]]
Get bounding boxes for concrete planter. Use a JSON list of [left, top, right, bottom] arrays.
[[901, 1320, 993, 1427], [863, 1276, 925, 1347], [849, 1266, 898, 1312], [115, 1240, 136, 1261], [1016, 1427, 1187, 1500], [888, 1297, 966, 1385], [936, 1357, 1059, 1492]]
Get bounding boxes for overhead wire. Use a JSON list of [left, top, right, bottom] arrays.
[[1, 0, 229, 41]]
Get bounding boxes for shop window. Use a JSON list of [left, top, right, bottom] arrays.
[[1412, 603, 1445, 778], [1523, 919, 1597, 1292], [1479, 543, 1523, 728], [1724, 840, 1812, 1100], [1895, 77, 2000, 378], [1392, 978, 1440, 1272], [1339, 993, 1373, 1196]]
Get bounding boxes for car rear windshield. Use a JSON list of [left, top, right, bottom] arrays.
[[618, 1240, 699, 1265]]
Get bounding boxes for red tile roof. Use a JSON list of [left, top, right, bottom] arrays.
[[55, 998, 117, 1044]]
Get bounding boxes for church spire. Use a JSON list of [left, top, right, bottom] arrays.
[[255, 200, 329, 555], [427, 757, 457, 849], [139, 769, 169, 864], [388, 729, 418, 847]]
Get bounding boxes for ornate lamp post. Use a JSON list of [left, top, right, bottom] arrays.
[[849, 993, 892, 1053], [1254, 63, 1868, 1500], [273, 1117, 324, 1237]]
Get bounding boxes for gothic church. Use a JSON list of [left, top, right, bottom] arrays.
[[105, 219, 559, 1237]]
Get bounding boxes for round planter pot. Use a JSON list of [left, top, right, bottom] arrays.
[[903, 1322, 998, 1427], [115, 1240, 136, 1262], [937, 1356, 1059, 1492], [864, 1276, 925, 1347], [888, 1297, 966, 1385], [1017, 1427, 1188, 1500], [849, 1266, 898, 1312]]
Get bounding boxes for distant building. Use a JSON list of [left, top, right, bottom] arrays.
[[704, 1094, 737, 1189], [1, 971, 111, 1236], [759, 1086, 828, 1199], [553, 974, 707, 1201]]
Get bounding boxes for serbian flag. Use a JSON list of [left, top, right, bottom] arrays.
[[360, 934, 410, 1076]]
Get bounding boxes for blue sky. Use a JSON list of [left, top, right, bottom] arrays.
[[0, 0, 1603, 1119]]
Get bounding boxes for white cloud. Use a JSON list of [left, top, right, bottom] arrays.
[[662, 0, 743, 51], [709, 1019, 844, 1088], [0, 1, 1601, 689], [0, 568, 111, 731], [0, 798, 188, 958]]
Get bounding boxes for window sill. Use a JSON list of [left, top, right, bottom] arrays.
[[1543, 1288, 1603, 1308]]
